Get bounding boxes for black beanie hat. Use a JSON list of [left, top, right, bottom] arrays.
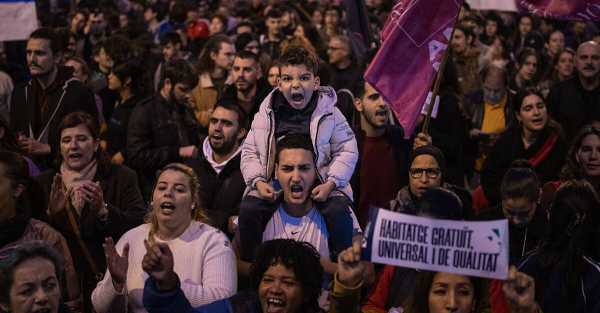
[[409, 145, 447, 174]]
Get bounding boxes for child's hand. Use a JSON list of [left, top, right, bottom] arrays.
[[413, 132, 432, 150], [256, 181, 277, 202], [311, 181, 336, 202]]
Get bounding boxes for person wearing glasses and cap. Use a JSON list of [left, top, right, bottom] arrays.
[[389, 145, 473, 218]]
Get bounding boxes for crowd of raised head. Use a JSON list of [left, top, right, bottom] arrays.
[[1, 1, 600, 313]]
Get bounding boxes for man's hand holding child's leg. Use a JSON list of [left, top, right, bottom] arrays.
[[311, 180, 336, 202]]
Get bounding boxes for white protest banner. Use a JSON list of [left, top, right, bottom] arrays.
[[362, 208, 509, 280], [0, 0, 38, 41], [467, 0, 518, 12]]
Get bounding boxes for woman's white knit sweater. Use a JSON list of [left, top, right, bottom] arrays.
[[91, 221, 237, 313]]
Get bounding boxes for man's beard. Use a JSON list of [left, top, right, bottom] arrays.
[[363, 110, 386, 131], [236, 79, 255, 94], [210, 136, 238, 155], [170, 89, 188, 107]]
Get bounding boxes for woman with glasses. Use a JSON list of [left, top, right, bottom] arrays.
[[480, 89, 567, 207], [389, 145, 472, 218]]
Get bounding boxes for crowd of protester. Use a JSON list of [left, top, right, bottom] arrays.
[[1, 0, 600, 313]]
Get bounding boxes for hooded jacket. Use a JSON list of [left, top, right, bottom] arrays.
[[240, 86, 358, 199]]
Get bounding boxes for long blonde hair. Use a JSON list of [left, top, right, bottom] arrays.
[[145, 163, 209, 243]]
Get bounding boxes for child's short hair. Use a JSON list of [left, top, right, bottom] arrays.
[[278, 46, 319, 75]]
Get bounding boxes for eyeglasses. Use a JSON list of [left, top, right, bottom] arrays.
[[409, 168, 440, 179]]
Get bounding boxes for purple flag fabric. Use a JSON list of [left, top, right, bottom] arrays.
[[517, 0, 600, 21], [365, 0, 462, 138]]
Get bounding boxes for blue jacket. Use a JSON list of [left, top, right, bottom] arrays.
[[144, 278, 262, 313]]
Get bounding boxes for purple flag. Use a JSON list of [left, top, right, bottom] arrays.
[[517, 0, 600, 21], [365, 0, 462, 138]]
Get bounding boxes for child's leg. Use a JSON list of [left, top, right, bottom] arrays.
[[238, 195, 277, 261], [318, 196, 354, 261]]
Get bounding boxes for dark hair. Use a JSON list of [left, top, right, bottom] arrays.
[[323, 4, 342, 17], [0, 242, 65, 307], [146, 3, 167, 22], [551, 48, 575, 81], [196, 34, 233, 74], [513, 88, 544, 113], [409, 145, 447, 176], [278, 46, 319, 75], [162, 59, 198, 89], [168, 1, 188, 24], [536, 180, 600, 311], [160, 32, 182, 47], [235, 32, 259, 52], [515, 48, 540, 79], [403, 271, 485, 313], [210, 14, 228, 34], [236, 50, 260, 66], [416, 187, 464, 220], [55, 112, 105, 166], [213, 99, 250, 131], [501, 160, 541, 201], [95, 35, 132, 66], [235, 20, 255, 33], [266, 7, 283, 19], [29, 27, 62, 55], [250, 239, 323, 313], [111, 61, 143, 95], [561, 124, 600, 180], [455, 25, 475, 43], [275, 133, 315, 164]]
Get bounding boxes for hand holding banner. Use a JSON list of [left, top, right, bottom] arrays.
[[363, 208, 509, 280]]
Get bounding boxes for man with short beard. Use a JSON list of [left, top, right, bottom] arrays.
[[127, 59, 201, 200], [187, 101, 248, 236], [350, 82, 410, 228], [548, 41, 600, 138], [221, 51, 271, 122], [10, 27, 97, 169]]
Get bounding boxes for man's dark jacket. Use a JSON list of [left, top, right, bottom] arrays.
[[547, 76, 600, 139], [10, 66, 97, 165], [187, 141, 245, 235], [127, 94, 201, 199]]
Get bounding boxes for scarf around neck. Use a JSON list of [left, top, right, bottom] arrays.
[[60, 159, 98, 214]]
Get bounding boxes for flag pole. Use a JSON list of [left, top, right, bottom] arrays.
[[421, 7, 462, 135]]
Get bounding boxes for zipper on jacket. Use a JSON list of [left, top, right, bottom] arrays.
[[265, 110, 275, 181], [313, 112, 332, 184], [314, 111, 354, 203]]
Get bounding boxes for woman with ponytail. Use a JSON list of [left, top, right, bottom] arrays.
[[91, 163, 237, 313]]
